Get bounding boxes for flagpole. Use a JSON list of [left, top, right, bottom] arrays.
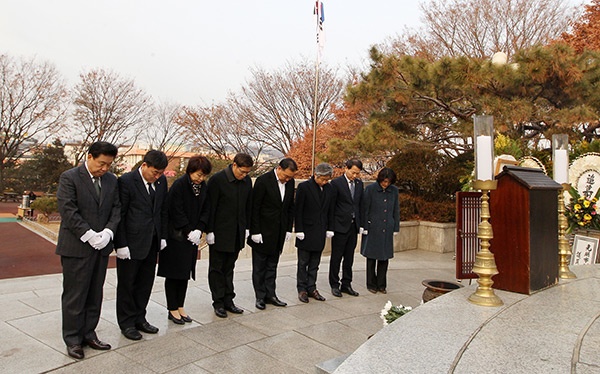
[[311, 0, 323, 175], [311, 53, 319, 176]]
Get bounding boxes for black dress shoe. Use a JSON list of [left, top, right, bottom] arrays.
[[367, 288, 378, 294], [136, 321, 159, 334], [379, 288, 387, 294], [341, 286, 359, 296], [121, 327, 142, 340], [67, 344, 84, 359], [331, 288, 342, 297], [214, 307, 227, 318], [266, 296, 287, 307], [298, 291, 309, 303], [309, 290, 326, 301], [180, 314, 193, 323], [168, 311, 185, 325], [255, 298, 266, 310], [84, 338, 111, 350], [225, 304, 244, 314]]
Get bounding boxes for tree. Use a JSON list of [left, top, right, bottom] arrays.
[[562, 0, 600, 52], [0, 55, 68, 190], [384, 0, 577, 61], [177, 101, 262, 161], [5, 138, 73, 193], [230, 60, 346, 156], [143, 101, 188, 160], [70, 68, 151, 164]]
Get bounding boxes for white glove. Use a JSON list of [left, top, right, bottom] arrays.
[[363, 230, 368, 235], [96, 229, 111, 249], [116, 246, 131, 259], [87, 232, 103, 250], [187, 230, 202, 246], [245, 229, 250, 240], [296, 232, 305, 240], [359, 227, 364, 235], [251, 234, 263, 244], [393, 232, 398, 236], [160, 239, 167, 250], [326, 231, 334, 238], [285, 232, 292, 242], [206, 232, 215, 245]]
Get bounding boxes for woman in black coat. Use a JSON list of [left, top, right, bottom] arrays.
[[360, 167, 400, 294], [157, 156, 211, 324]]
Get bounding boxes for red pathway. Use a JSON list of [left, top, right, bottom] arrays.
[[0, 202, 115, 280]]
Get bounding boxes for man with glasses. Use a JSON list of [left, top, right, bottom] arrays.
[[206, 153, 254, 318], [249, 158, 298, 310], [114, 150, 169, 340], [295, 163, 334, 303]]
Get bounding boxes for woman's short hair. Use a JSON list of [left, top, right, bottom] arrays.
[[377, 167, 397, 184], [186, 155, 212, 175]]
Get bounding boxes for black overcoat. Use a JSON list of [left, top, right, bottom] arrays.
[[248, 170, 295, 255], [206, 165, 252, 253], [294, 177, 332, 252], [157, 174, 209, 280]]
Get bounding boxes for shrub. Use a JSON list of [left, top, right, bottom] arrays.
[[30, 197, 58, 215]]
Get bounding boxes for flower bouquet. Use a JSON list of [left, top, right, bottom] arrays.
[[380, 300, 412, 326], [565, 186, 600, 233]]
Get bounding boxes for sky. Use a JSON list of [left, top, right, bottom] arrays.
[[0, 0, 424, 106]]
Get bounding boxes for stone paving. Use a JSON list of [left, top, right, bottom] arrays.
[[0, 247, 455, 374]]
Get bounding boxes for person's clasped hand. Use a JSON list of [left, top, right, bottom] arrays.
[[296, 232, 305, 240], [206, 232, 215, 245], [326, 231, 334, 239], [187, 230, 202, 246], [116, 246, 131, 259], [251, 234, 263, 244], [160, 239, 167, 250]]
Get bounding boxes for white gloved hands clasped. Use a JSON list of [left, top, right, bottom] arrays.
[[187, 230, 202, 246], [251, 234, 263, 244]]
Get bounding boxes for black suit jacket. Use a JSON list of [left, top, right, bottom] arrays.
[[294, 177, 332, 252], [248, 169, 294, 255], [114, 169, 168, 260], [329, 175, 363, 233], [206, 165, 252, 252], [55, 164, 121, 257]]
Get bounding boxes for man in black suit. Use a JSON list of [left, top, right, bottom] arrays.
[[114, 150, 168, 340], [56, 142, 121, 360], [295, 163, 334, 303], [249, 158, 297, 310], [328, 159, 364, 297], [206, 153, 253, 318]]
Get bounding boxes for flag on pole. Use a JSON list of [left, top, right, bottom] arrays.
[[314, 1, 325, 58]]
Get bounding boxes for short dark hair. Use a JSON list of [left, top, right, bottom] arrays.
[[88, 141, 118, 159], [377, 167, 397, 185], [143, 150, 168, 170], [233, 153, 254, 168], [186, 155, 212, 175], [279, 158, 297, 172], [345, 159, 363, 170]]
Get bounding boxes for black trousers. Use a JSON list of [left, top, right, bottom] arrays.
[[208, 248, 240, 309], [252, 250, 280, 300], [60, 252, 109, 346], [329, 224, 358, 289], [164, 278, 189, 311], [366, 258, 389, 290], [116, 240, 158, 330], [297, 249, 323, 293]]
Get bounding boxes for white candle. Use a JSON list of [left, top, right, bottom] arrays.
[[554, 149, 568, 184], [476, 135, 493, 181]]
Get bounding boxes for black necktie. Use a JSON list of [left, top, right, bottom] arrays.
[[93, 177, 101, 197], [148, 182, 155, 205]]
